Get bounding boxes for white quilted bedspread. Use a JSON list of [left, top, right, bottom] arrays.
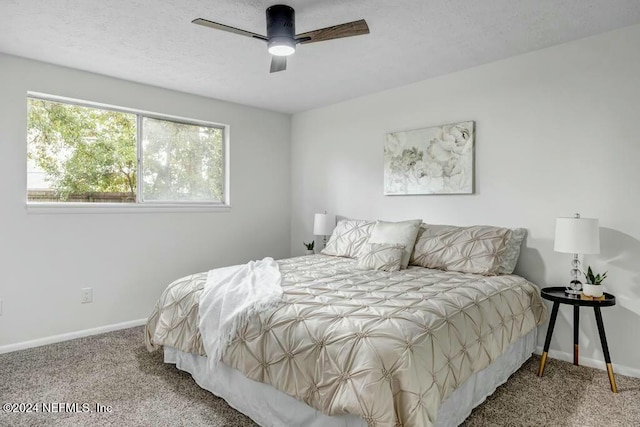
[[146, 254, 546, 427]]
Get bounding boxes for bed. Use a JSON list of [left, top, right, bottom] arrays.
[[146, 238, 546, 427]]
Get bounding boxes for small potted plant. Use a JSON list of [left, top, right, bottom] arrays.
[[303, 241, 315, 255], [582, 266, 607, 297]]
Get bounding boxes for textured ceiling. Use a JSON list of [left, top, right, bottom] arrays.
[[1, 0, 640, 113]]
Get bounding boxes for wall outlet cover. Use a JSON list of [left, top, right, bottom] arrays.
[[81, 288, 93, 304]]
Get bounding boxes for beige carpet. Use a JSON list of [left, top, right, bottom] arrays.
[[1, 327, 638, 427]]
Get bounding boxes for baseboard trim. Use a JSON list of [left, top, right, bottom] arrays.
[[535, 346, 640, 379], [0, 318, 147, 355]]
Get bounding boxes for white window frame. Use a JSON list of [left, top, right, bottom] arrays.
[[26, 92, 231, 214]]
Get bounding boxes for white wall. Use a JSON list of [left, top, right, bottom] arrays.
[[291, 24, 640, 374], [0, 54, 291, 348]]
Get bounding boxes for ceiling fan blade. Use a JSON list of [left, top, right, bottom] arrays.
[[192, 18, 267, 41], [295, 19, 369, 44], [270, 56, 287, 73]]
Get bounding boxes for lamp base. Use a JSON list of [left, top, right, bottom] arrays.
[[565, 275, 583, 296]]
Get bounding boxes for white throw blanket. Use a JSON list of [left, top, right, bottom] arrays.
[[198, 257, 283, 364]]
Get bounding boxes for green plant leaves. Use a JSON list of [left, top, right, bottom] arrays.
[[583, 266, 607, 285]]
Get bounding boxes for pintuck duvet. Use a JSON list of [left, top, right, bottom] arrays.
[[146, 254, 546, 427]]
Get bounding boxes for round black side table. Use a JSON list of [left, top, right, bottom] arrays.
[[537, 286, 617, 393]]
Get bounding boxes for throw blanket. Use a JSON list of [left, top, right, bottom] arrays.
[[198, 257, 283, 363]]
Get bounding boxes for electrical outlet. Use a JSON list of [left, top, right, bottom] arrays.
[[81, 288, 93, 304]]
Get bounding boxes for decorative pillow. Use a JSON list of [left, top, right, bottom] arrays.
[[497, 228, 527, 274], [366, 219, 422, 269], [321, 219, 375, 258], [357, 243, 405, 272], [409, 224, 513, 275]]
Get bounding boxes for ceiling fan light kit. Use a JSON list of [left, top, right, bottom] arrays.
[[267, 41, 295, 56], [193, 4, 370, 73]]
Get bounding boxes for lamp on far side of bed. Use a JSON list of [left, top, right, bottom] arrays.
[[313, 212, 335, 248], [554, 213, 600, 295]]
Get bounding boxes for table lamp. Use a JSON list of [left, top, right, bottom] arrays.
[[554, 213, 600, 295], [313, 213, 335, 248]]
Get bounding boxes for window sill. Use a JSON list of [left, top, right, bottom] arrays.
[[26, 202, 231, 214]]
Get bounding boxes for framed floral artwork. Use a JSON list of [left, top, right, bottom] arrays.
[[384, 121, 474, 195]]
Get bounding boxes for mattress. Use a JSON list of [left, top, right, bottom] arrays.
[[146, 254, 546, 426]]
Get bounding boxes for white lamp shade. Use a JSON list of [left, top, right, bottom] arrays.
[[554, 217, 600, 254], [313, 213, 335, 236]]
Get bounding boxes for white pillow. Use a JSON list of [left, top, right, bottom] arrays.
[[366, 219, 422, 269], [409, 224, 512, 275], [409, 223, 526, 275], [321, 219, 375, 258], [357, 243, 405, 272]]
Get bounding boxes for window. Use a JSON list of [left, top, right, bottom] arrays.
[[27, 95, 227, 208]]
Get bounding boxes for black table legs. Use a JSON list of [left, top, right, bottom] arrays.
[[573, 305, 579, 365], [594, 306, 618, 393], [539, 302, 618, 393], [538, 301, 559, 377]]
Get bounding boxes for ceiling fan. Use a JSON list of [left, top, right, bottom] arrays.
[[192, 4, 370, 73]]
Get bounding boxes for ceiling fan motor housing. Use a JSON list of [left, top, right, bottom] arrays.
[[266, 4, 296, 55]]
